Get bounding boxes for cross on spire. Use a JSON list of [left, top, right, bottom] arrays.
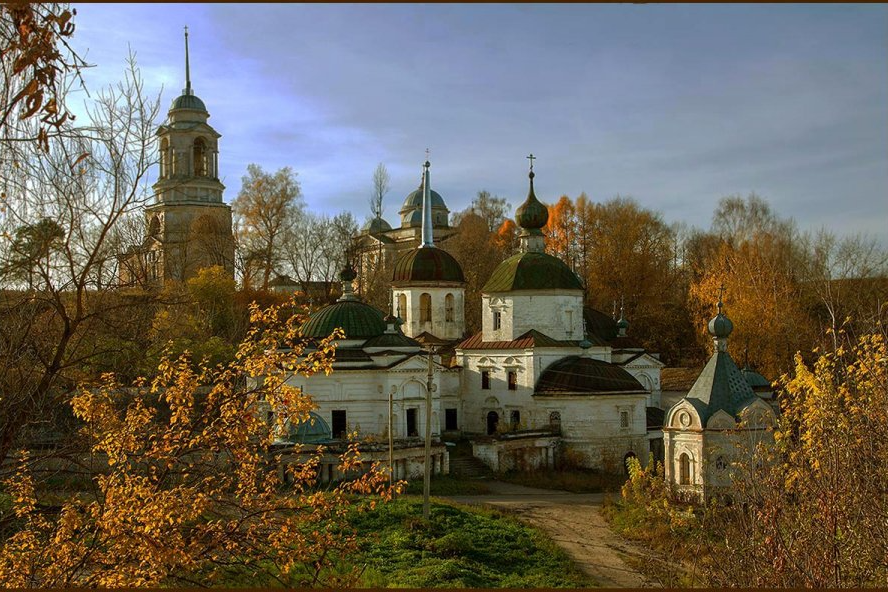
[[717, 283, 726, 313], [526, 153, 536, 172]]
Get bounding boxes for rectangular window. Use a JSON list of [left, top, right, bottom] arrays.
[[493, 311, 501, 330], [332, 410, 347, 438], [481, 370, 490, 390], [406, 408, 418, 437], [445, 408, 458, 431], [620, 410, 629, 429], [507, 370, 517, 391]]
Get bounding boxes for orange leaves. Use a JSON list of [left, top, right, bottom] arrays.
[[0, 294, 398, 587]]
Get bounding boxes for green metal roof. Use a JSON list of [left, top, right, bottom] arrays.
[[300, 300, 385, 339], [685, 351, 758, 422], [364, 332, 421, 349], [363, 216, 392, 234], [392, 246, 465, 284], [741, 367, 771, 389], [170, 93, 207, 112], [482, 251, 583, 293]]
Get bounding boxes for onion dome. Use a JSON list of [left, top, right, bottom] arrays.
[[708, 293, 734, 341], [535, 356, 647, 396], [515, 171, 549, 232], [392, 247, 465, 285], [482, 251, 582, 292], [363, 216, 392, 234]]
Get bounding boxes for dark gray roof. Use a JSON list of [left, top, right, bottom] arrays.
[[535, 356, 648, 396], [684, 351, 758, 423]]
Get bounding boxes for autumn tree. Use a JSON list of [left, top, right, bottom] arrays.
[[447, 209, 505, 334], [232, 164, 304, 290], [0, 55, 160, 469], [281, 210, 357, 303], [707, 330, 888, 587], [0, 297, 398, 587], [451, 190, 510, 232], [0, 3, 85, 151], [689, 194, 814, 377]]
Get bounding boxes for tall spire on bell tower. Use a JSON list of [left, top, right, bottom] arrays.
[[183, 26, 193, 96], [420, 151, 434, 248]]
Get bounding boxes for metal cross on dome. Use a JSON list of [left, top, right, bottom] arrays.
[[527, 153, 536, 172], [717, 283, 727, 312]]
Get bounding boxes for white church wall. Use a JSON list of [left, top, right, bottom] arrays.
[[393, 286, 465, 340], [482, 291, 584, 342]]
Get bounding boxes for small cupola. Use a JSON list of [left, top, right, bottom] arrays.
[[707, 285, 733, 352], [515, 154, 549, 253]]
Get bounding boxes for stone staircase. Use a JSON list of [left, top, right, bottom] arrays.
[[447, 443, 493, 478]]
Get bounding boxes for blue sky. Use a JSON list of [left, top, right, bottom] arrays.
[[70, 4, 887, 240]]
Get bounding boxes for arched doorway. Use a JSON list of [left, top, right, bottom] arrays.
[[486, 411, 499, 435], [679, 453, 691, 485]]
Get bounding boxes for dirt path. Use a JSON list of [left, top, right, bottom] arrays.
[[446, 481, 658, 588]]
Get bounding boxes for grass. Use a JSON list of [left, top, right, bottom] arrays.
[[344, 497, 596, 588], [498, 468, 626, 493], [402, 474, 492, 496]]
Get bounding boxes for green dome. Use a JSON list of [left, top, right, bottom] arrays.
[[515, 172, 549, 230], [392, 246, 465, 285], [170, 93, 207, 112], [741, 367, 771, 388], [708, 312, 733, 338], [402, 186, 447, 209], [301, 300, 385, 340], [482, 251, 582, 293]]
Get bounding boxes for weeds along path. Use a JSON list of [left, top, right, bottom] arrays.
[[445, 481, 657, 588]]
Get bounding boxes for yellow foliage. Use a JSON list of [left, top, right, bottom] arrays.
[[0, 296, 398, 587]]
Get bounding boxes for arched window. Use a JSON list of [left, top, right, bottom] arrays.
[[444, 293, 454, 322], [148, 215, 161, 237], [193, 138, 208, 176], [160, 138, 170, 178], [679, 453, 691, 485], [549, 411, 561, 432], [397, 294, 407, 320], [420, 293, 432, 323]]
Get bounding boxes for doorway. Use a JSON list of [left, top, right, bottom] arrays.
[[486, 411, 499, 435], [406, 408, 418, 437]]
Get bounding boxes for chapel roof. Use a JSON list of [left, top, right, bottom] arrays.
[[392, 245, 465, 285], [482, 251, 583, 292], [534, 355, 648, 396]]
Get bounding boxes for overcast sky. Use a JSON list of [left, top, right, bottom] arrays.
[[69, 3, 887, 240]]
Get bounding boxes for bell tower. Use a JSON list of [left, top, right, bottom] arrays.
[[143, 26, 234, 283]]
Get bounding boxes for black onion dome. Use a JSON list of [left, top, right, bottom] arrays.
[[300, 301, 385, 339], [535, 356, 648, 395], [392, 246, 465, 285], [515, 172, 549, 230]]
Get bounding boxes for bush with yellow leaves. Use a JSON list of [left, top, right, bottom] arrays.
[[0, 298, 399, 587]]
